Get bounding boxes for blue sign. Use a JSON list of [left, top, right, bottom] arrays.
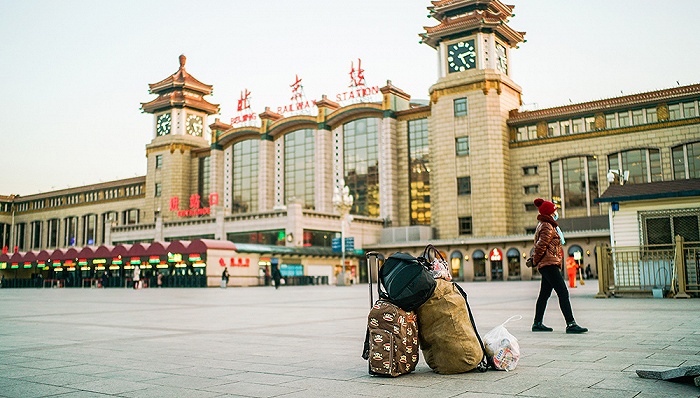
[[331, 237, 342, 253], [345, 237, 354, 252]]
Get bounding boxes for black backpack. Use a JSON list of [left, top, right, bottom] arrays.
[[379, 252, 436, 311]]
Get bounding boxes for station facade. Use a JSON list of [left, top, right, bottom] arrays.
[[2, 0, 699, 286]]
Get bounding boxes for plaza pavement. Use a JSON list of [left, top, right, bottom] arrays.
[[0, 280, 698, 398]]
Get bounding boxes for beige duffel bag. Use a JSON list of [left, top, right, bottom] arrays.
[[416, 279, 488, 374]]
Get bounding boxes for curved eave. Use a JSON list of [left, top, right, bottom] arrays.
[[422, 16, 525, 48], [430, 1, 514, 23], [325, 103, 384, 129], [218, 128, 262, 148], [148, 71, 213, 96], [141, 95, 220, 115], [267, 115, 317, 138]]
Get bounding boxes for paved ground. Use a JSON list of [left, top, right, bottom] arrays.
[[0, 280, 698, 398]]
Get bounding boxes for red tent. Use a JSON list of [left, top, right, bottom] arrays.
[[93, 245, 114, 259], [36, 250, 51, 263], [187, 239, 237, 254], [144, 242, 167, 256], [126, 242, 148, 258], [77, 246, 96, 260], [112, 244, 132, 259], [166, 241, 190, 255], [58, 248, 79, 262]]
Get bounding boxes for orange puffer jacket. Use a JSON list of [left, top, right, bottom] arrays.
[[533, 219, 562, 269]]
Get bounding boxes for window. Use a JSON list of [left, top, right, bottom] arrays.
[[286, 129, 316, 209], [233, 139, 259, 214], [506, 248, 521, 279], [516, 127, 526, 141], [682, 102, 696, 118], [527, 125, 537, 139], [458, 217, 472, 235], [457, 176, 471, 195], [64, 216, 78, 246], [672, 141, 700, 180], [456, 136, 470, 156], [123, 209, 139, 225], [197, 157, 210, 207], [302, 230, 336, 247], [155, 155, 163, 169], [631, 110, 644, 125], [31, 221, 42, 250], [605, 114, 617, 129], [524, 185, 539, 195], [525, 203, 537, 212], [642, 209, 699, 246], [618, 111, 630, 127], [83, 214, 97, 245], [344, 119, 379, 216], [547, 122, 560, 136], [408, 119, 430, 225], [48, 219, 59, 248], [472, 250, 485, 278], [523, 166, 538, 175], [572, 118, 583, 133], [155, 183, 162, 197], [585, 116, 595, 131], [608, 148, 662, 184], [646, 107, 658, 123], [668, 104, 681, 120], [559, 120, 570, 135], [550, 156, 599, 214], [454, 98, 468, 117], [101, 212, 117, 244]]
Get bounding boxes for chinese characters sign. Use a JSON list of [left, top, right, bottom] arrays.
[[170, 193, 219, 217]]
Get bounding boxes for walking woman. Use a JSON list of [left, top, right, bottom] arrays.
[[531, 198, 588, 334]]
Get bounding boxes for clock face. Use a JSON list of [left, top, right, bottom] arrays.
[[496, 43, 508, 74], [447, 40, 476, 73], [186, 114, 204, 137], [156, 113, 171, 136]]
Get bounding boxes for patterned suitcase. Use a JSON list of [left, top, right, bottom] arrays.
[[362, 252, 419, 377]]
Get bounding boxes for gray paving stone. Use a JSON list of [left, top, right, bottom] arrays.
[[0, 282, 697, 398]]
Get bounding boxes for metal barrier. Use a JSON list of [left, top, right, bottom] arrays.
[[596, 236, 698, 298]]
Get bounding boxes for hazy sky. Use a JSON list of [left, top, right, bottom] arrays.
[[2, 0, 699, 196]]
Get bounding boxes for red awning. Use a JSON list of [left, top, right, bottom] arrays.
[[93, 245, 114, 259], [144, 241, 167, 256], [36, 250, 51, 262], [58, 248, 79, 261], [112, 244, 132, 258], [22, 251, 37, 263], [77, 246, 96, 259], [126, 243, 148, 257], [10, 252, 23, 263], [0, 253, 10, 263], [166, 241, 190, 254], [187, 239, 236, 254], [50, 249, 66, 262]]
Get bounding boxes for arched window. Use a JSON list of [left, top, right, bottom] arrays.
[[232, 139, 259, 213], [284, 129, 315, 209], [506, 248, 521, 279], [450, 251, 463, 280], [672, 141, 700, 180], [343, 118, 379, 217], [82, 214, 97, 246], [472, 250, 486, 279], [408, 118, 430, 225], [550, 156, 599, 216], [608, 148, 662, 184]]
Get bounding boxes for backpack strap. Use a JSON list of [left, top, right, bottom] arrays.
[[453, 282, 490, 372]]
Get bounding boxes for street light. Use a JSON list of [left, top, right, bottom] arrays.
[[332, 180, 353, 285]]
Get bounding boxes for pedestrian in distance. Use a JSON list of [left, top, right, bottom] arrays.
[[221, 268, 229, 289], [531, 198, 588, 334], [566, 255, 579, 288], [133, 265, 141, 290], [271, 264, 281, 289]]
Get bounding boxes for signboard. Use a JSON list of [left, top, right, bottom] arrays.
[[489, 248, 503, 261], [335, 58, 381, 106], [331, 237, 341, 253], [344, 237, 355, 252], [170, 193, 218, 217], [276, 74, 317, 116]]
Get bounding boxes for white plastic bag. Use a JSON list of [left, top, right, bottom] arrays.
[[483, 315, 521, 371]]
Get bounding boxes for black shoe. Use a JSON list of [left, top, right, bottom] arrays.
[[532, 322, 553, 332], [566, 322, 588, 334]]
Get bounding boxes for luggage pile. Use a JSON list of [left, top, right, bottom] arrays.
[[361, 245, 494, 377]]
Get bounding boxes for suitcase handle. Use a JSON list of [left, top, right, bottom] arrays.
[[365, 251, 383, 308]]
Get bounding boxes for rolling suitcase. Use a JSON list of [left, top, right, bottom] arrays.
[[361, 252, 419, 377]]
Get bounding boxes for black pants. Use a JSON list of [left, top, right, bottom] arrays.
[[534, 265, 574, 324]]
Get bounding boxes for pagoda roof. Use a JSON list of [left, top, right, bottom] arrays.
[[141, 55, 220, 115], [421, 5, 524, 48], [429, 0, 514, 21], [508, 83, 700, 124]]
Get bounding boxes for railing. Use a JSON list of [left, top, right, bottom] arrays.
[[596, 235, 697, 298]]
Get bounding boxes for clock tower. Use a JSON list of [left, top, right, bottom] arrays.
[[420, 0, 525, 237], [141, 55, 220, 223]]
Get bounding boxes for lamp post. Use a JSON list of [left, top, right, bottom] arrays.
[[332, 180, 353, 284]]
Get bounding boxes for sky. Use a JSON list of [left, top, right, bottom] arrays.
[[2, 0, 699, 196]]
